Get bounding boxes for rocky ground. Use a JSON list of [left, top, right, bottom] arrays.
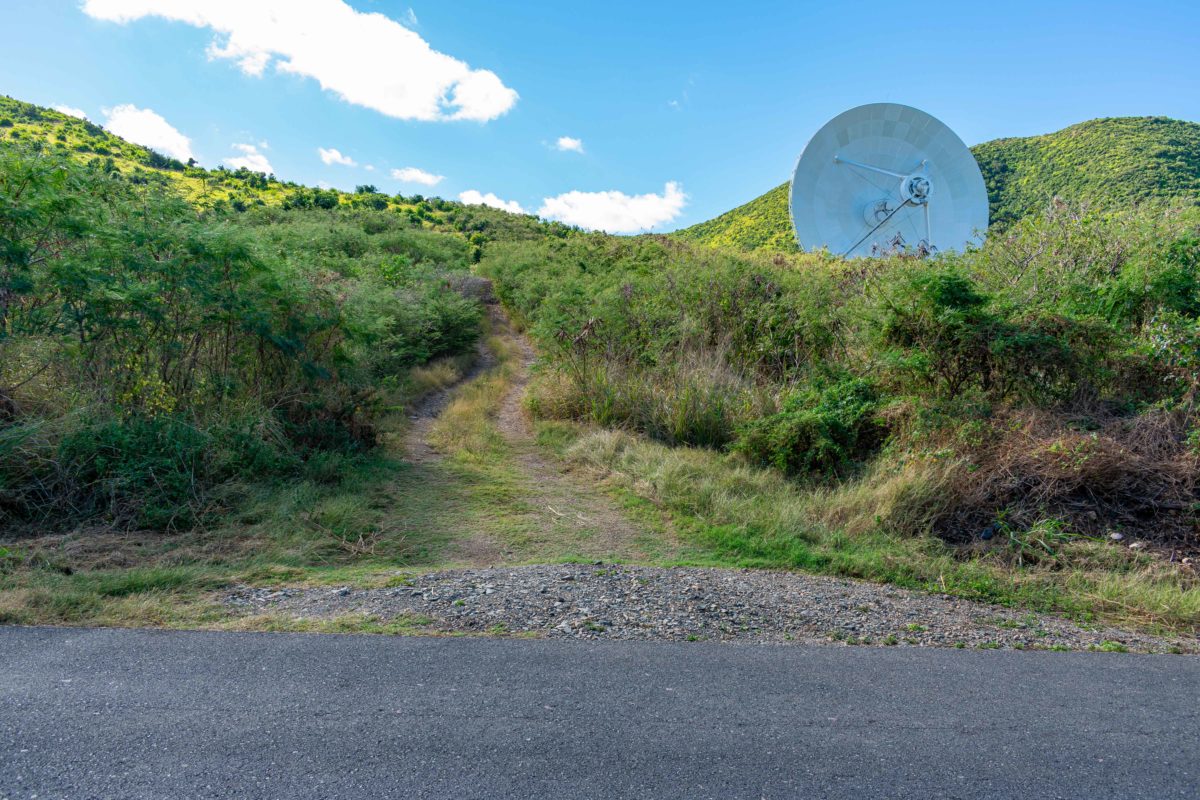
[[225, 563, 1196, 653]]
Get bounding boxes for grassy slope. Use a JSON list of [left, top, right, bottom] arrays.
[[673, 116, 1200, 251], [1, 95, 294, 208], [0, 95, 567, 242], [975, 116, 1200, 226], [672, 183, 796, 253]]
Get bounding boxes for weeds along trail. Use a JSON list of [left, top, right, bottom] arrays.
[[408, 305, 679, 568], [402, 332, 498, 466]]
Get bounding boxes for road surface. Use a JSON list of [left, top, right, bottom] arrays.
[[1, 627, 1196, 799]]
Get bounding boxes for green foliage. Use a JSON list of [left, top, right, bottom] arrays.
[[674, 117, 1200, 251], [0, 95, 573, 245], [56, 416, 229, 530], [672, 183, 796, 252], [1098, 235, 1200, 325], [142, 149, 185, 171], [485, 235, 845, 448], [485, 201, 1200, 546], [733, 377, 881, 477], [0, 91, 587, 534], [0, 142, 486, 532], [975, 117, 1200, 227], [877, 267, 1109, 403]]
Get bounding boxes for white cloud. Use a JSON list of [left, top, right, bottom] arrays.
[[459, 190, 526, 214], [224, 142, 273, 174], [537, 182, 687, 234], [392, 167, 444, 187], [318, 147, 356, 167], [82, 0, 518, 122], [102, 104, 194, 161], [54, 104, 88, 119], [404, 8, 419, 27], [555, 136, 584, 153]]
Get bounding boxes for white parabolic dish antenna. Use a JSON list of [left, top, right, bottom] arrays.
[[790, 103, 988, 258]]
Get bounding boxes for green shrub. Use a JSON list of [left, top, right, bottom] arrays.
[[56, 416, 214, 530], [733, 378, 881, 477], [877, 267, 1111, 403], [1098, 235, 1200, 325]]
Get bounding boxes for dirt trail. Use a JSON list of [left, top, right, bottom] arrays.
[[409, 306, 673, 567], [490, 314, 661, 559]]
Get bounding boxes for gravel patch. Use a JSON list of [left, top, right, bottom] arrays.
[[225, 564, 1195, 653]]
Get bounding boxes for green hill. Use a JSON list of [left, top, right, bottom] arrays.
[[670, 182, 796, 253], [975, 116, 1200, 226], [674, 116, 1200, 252], [0, 94, 564, 245]]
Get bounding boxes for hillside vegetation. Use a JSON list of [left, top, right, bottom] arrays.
[[0, 95, 569, 247], [674, 116, 1200, 251], [2, 96, 1198, 635], [484, 203, 1200, 630], [0, 96, 578, 534], [0, 146, 473, 532]]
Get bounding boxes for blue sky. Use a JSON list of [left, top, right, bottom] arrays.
[[4, 0, 1199, 232]]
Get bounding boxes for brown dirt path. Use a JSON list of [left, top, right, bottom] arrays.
[[491, 312, 670, 560], [410, 306, 682, 567]]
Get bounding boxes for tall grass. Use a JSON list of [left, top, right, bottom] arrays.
[[529, 343, 772, 448]]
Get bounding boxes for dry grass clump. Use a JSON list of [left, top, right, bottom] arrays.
[[428, 332, 522, 459], [937, 406, 1199, 549], [529, 344, 774, 450], [563, 428, 821, 552], [810, 455, 966, 538], [407, 360, 465, 396]]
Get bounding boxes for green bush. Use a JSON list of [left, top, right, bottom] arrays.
[[1098, 235, 1200, 325], [733, 378, 881, 477], [56, 416, 215, 530], [877, 267, 1112, 403]]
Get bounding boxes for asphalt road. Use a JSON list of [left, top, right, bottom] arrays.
[[1, 627, 1196, 799]]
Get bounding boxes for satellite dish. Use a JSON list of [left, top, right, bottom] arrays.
[[789, 103, 988, 258]]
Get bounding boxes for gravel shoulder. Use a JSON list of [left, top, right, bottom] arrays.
[[225, 563, 1196, 653]]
